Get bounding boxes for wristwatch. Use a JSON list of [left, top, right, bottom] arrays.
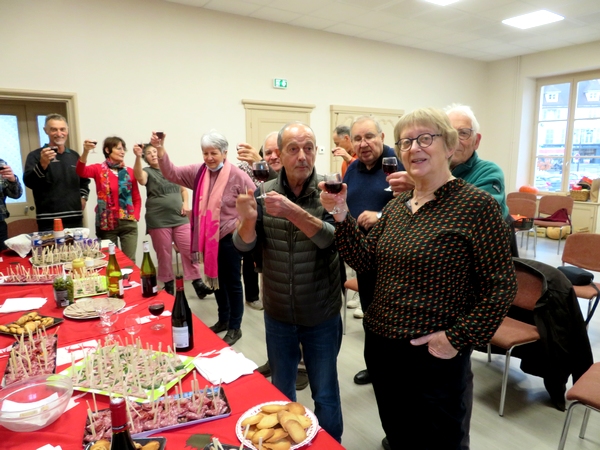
[[376, 211, 382, 219]]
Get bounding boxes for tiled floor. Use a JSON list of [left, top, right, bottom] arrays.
[[183, 236, 600, 449]]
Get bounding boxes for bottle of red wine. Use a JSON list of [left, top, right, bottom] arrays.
[[172, 274, 194, 352], [109, 397, 137, 450], [106, 243, 124, 299], [140, 241, 157, 297]]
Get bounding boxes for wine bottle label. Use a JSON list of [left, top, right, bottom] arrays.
[[173, 326, 190, 348], [118, 279, 124, 296]]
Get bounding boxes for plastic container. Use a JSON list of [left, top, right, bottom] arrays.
[[0, 374, 73, 432]]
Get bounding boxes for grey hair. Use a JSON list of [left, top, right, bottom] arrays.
[[263, 131, 279, 149], [444, 103, 480, 133], [44, 113, 68, 127], [277, 122, 316, 150], [201, 131, 228, 153], [334, 125, 350, 137], [350, 115, 382, 137]]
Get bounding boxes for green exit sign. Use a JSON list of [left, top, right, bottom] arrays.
[[273, 78, 288, 89]]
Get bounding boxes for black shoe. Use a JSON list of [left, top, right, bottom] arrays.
[[354, 369, 371, 385], [257, 361, 271, 377], [209, 321, 228, 333], [296, 368, 309, 390], [192, 279, 214, 299], [163, 280, 174, 295], [382, 437, 391, 450], [223, 328, 242, 345]]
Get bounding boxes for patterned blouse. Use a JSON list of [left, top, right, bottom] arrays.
[[336, 178, 517, 351]]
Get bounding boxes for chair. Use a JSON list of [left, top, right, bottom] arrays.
[[507, 192, 537, 256], [557, 362, 600, 450], [533, 195, 574, 254], [561, 233, 600, 321], [6, 218, 38, 239], [342, 277, 358, 335], [487, 265, 544, 416]]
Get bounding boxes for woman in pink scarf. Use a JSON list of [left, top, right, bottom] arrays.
[[77, 137, 141, 262], [154, 131, 254, 346]]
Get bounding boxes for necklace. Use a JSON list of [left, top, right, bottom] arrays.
[[412, 176, 455, 205]]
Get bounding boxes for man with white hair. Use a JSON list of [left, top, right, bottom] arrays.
[[444, 103, 509, 217]]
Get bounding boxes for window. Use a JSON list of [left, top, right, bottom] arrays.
[[533, 75, 600, 192]]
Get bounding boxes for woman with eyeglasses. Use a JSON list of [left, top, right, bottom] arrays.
[[320, 107, 517, 450]]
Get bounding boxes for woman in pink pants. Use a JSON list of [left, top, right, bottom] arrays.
[[133, 143, 213, 298]]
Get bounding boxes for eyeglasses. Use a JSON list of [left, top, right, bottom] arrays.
[[396, 133, 442, 152], [457, 128, 474, 141]]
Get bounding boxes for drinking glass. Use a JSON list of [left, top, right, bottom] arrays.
[[382, 157, 398, 191], [93, 298, 117, 333], [252, 161, 269, 199], [324, 172, 344, 214], [50, 146, 60, 163], [124, 314, 141, 336], [148, 302, 165, 330]]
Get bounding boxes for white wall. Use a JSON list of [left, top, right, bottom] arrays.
[[2, 0, 599, 262]]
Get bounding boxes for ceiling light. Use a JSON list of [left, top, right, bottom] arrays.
[[423, 0, 459, 5], [502, 10, 564, 30]]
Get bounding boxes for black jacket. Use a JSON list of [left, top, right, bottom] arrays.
[[506, 258, 593, 410]]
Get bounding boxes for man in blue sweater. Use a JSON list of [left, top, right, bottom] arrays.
[[343, 116, 405, 385]]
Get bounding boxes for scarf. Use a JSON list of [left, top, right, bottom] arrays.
[[97, 160, 135, 231], [191, 160, 231, 289]]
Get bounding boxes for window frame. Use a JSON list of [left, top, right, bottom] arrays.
[[532, 70, 600, 193]]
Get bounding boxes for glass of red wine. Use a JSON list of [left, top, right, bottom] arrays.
[[324, 172, 344, 214], [252, 161, 270, 198], [382, 157, 398, 191], [148, 302, 165, 330], [50, 146, 60, 163]]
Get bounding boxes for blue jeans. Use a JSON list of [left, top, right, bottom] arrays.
[[214, 234, 244, 329], [264, 313, 344, 442]]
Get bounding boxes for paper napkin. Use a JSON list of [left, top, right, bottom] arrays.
[[0, 297, 47, 313]]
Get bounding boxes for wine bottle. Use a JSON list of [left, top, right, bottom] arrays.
[[140, 241, 157, 297], [106, 243, 124, 299], [172, 275, 194, 352], [109, 397, 137, 450]]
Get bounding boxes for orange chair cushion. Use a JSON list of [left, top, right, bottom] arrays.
[[566, 363, 600, 410], [490, 317, 540, 349], [573, 283, 600, 300]]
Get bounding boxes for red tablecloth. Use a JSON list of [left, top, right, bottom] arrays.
[[0, 250, 344, 450]]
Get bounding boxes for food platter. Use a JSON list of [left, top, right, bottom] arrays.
[[0, 312, 63, 338], [62, 343, 196, 402], [65, 258, 108, 272], [73, 276, 109, 299], [235, 401, 319, 450], [85, 437, 167, 450], [2, 334, 58, 387], [82, 388, 230, 444], [63, 298, 125, 319]]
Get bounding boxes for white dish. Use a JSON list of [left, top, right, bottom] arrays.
[[63, 298, 125, 319], [235, 401, 319, 450], [121, 268, 133, 276]]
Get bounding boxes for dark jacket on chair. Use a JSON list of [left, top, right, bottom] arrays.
[[509, 258, 593, 410]]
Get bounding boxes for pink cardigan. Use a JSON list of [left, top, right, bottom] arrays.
[[76, 160, 141, 221]]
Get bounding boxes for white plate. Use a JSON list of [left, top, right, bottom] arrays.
[[63, 298, 125, 319], [121, 268, 133, 276], [235, 401, 319, 450]]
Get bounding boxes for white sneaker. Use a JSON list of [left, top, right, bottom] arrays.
[[353, 307, 364, 319], [347, 298, 360, 309], [246, 299, 264, 310]]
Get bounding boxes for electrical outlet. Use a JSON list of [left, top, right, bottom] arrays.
[[319, 147, 325, 155]]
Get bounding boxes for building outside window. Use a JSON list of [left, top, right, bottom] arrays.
[[533, 75, 600, 192]]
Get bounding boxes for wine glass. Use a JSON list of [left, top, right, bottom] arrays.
[[252, 161, 269, 198], [93, 298, 117, 333], [124, 314, 141, 336], [89, 140, 98, 154], [148, 302, 165, 330], [382, 157, 398, 191], [50, 146, 60, 163], [324, 172, 344, 214]]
